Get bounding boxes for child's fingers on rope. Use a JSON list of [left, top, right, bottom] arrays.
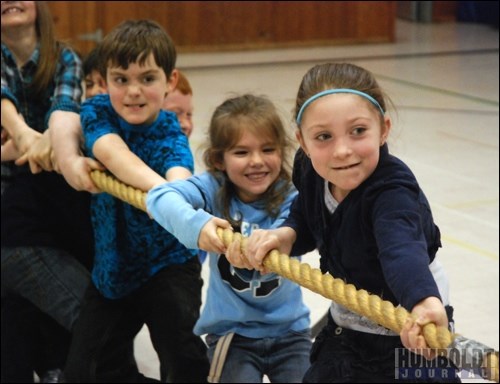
[[75, 159, 105, 193], [199, 218, 231, 254], [225, 238, 246, 269], [245, 229, 281, 273], [401, 296, 448, 360], [401, 317, 437, 360]]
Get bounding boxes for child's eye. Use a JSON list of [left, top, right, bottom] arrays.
[[263, 147, 276, 153], [352, 127, 367, 136], [114, 77, 127, 84], [233, 150, 248, 156], [316, 133, 331, 141], [143, 76, 156, 83]]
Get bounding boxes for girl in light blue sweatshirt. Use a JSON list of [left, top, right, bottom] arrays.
[[147, 94, 311, 383]]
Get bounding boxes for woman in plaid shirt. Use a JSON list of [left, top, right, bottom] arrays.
[[1, 1, 109, 382]]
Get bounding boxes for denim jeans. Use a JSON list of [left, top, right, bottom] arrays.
[[1, 246, 91, 331], [206, 330, 312, 383], [64, 257, 209, 383]]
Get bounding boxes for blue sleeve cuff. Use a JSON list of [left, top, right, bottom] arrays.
[[147, 183, 214, 249]]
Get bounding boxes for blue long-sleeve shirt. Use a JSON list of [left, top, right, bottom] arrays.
[[147, 172, 310, 338], [285, 145, 441, 312]]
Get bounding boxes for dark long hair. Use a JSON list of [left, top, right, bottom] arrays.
[[30, 1, 63, 97]]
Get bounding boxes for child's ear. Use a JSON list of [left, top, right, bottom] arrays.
[[210, 152, 225, 171], [296, 130, 309, 157], [214, 161, 226, 171], [380, 116, 391, 146], [166, 69, 179, 94]]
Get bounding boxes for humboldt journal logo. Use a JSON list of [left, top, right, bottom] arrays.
[[394, 347, 496, 380]]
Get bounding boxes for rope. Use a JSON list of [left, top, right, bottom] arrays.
[[89, 170, 499, 382], [90, 170, 146, 211]]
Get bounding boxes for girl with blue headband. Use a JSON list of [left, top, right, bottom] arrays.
[[226, 63, 459, 382]]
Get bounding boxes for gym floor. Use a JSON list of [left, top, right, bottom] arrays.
[[135, 18, 499, 382]]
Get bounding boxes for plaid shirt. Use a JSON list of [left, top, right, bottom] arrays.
[[1, 43, 83, 176]]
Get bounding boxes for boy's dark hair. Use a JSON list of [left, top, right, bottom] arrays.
[[83, 46, 101, 77], [97, 19, 176, 80]]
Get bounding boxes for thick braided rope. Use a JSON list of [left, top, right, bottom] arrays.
[[217, 228, 452, 345], [90, 170, 146, 210], [89, 169, 498, 382]]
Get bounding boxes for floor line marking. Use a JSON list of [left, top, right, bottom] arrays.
[[441, 234, 498, 261]]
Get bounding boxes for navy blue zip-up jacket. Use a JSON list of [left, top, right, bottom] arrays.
[[285, 144, 442, 311]]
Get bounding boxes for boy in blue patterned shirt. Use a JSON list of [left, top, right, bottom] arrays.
[[63, 20, 209, 383]]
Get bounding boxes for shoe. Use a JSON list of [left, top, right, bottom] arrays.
[[40, 368, 63, 383]]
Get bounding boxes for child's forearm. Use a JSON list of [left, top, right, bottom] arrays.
[[112, 156, 166, 191], [93, 134, 166, 191]]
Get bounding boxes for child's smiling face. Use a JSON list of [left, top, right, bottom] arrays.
[[220, 129, 282, 203]]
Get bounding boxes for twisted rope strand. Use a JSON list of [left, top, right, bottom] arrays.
[[89, 169, 498, 382]]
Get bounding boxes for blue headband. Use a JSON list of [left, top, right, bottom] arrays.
[[296, 88, 385, 125]]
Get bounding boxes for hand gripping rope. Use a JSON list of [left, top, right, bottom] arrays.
[[90, 170, 499, 382]]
